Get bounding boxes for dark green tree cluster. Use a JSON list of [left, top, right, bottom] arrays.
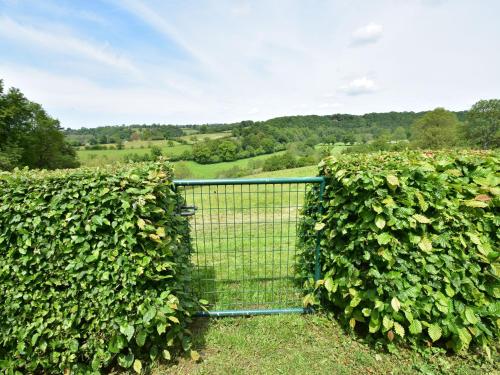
[[0, 80, 79, 171], [409, 101, 499, 150], [65, 124, 184, 146], [465, 99, 500, 149], [192, 136, 283, 164]]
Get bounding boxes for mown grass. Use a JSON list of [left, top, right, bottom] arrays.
[[172, 152, 286, 179], [154, 314, 495, 375]]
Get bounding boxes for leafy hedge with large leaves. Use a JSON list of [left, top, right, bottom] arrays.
[[0, 161, 197, 373], [298, 151, 499, 355]]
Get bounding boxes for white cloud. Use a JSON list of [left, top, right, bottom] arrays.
[[340, 77, 377, 96], [0, 16, 138, 73], [1, 1, 499, 127], [351, 22, 383, 45]]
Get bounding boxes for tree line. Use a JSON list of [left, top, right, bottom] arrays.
[[1, 77, 498, 171]]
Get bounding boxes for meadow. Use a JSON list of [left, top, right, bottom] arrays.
[[76, 143, 192, 167], [76, 140, 345, 178]]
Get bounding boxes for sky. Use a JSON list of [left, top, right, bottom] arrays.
[[0, 0, 499, 129]]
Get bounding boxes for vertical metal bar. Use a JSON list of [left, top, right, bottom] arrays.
[[278, 183, 284, 306], [233, 185, 239, 303], [248, 185, 253, 306], [207, 185, 217, 306], [270, 183, 275, 306], [256, 184, 260, 307], [263, 183, 268, 306], [314, 178, 326, 282]]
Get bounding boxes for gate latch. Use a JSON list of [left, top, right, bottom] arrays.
[[178, 205, 197, 217]]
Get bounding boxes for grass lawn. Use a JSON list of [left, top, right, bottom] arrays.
[[172, 152, 286, 179], [154, 314, 494, 375]]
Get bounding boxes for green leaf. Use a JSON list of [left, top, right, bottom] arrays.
[[109, 334, 126, 354], [137, 218, 146, 230], [386, 175, 399, 188], [362, 308, 371, 317], [143, 307, 157, 323], [375, 216, 386, 229], [464, 200, 488, 208], [118, 353, 134, 368], [350, 296, 361, 308], [394, 322, 405, 337], [409, 320, 422, 334], [324, 278, 336, 292], [314, 222, 325, 231], [133, 359, 142, 374], [418, 237, 432, 252], [413, 214, 431, 224], [428, 324, 442, 342], [162, 349, 171, 360], [391, 297, 401, 312], [458, 328, 472, 348], [464, 308, 479, 325], [377, 233, 392, 245], [120, 323, 135, 342], [69, 339, 79, 353], [135, 329, 147, 347], [382, 316, 394, 331], [168, 316, 180, 324]]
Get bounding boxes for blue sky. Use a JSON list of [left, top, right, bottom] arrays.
[[1, 0, 499, 128]]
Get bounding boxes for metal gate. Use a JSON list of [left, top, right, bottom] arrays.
[[174, 177, 325, 317]]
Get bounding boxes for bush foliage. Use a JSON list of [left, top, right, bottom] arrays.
[[298, 151, 499, 354], [0, 161, 197, 373]]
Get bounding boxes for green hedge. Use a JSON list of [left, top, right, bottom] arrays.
[[0, 162, 197, 373], [298, 151, 499, 354]]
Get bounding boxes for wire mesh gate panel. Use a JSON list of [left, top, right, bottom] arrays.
[[174, 177, 325, 317]]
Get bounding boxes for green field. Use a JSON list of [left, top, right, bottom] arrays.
[[172, 152, 285, 179], [177, 131, 232, 144], [77, 143, 192, 167], [77, 142, 345, 177]]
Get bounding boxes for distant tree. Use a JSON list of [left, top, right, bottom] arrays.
[[116, 140, 124, 150], [260, 138, 275, 153], [410, 108, 460, 149], [392, 126, 407, 141], [150, 146, 162, 160], [465, 99, 500, 149], [217, 140, 238, 161], [0, 80, 79, 170], [192, 143, 211, 163]]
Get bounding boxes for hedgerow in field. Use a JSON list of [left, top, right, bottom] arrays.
[[298, 151, 499, 355], [0, 161, 197, 373]]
